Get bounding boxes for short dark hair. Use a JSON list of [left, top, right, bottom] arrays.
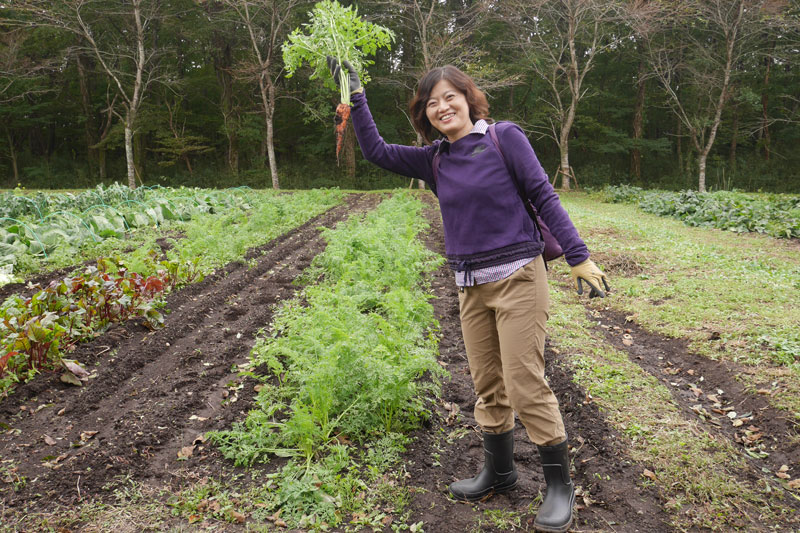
[[409, 66, 490, 144]]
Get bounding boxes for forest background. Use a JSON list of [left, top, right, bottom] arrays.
[[1, 0, 799, 194]]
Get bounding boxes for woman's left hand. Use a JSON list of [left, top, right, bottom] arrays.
[[570, 259, 610, 298]]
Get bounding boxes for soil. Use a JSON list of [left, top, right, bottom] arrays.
[[1, 191, 797, 532], [0, 193, 377, 511]]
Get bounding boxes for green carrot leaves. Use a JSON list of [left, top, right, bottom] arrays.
[[282, 0, 394, 106]]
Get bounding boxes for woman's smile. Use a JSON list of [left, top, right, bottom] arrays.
[[426, 79, 474, 143]]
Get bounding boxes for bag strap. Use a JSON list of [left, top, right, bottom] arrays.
[[487, 123, 548, 245]]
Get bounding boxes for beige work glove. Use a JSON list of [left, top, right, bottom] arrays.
[[570, 259, 610, 298]]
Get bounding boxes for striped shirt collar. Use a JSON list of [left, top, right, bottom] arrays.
[[436, 120, 489, 154], [471, 119, 489, 135]]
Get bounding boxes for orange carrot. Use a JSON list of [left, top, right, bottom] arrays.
[[334, 102, 351, 165]]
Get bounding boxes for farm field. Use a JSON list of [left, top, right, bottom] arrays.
[[0, 189, 798, 532]]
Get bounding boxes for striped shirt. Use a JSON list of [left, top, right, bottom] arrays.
[[452, 120, 536, 287]]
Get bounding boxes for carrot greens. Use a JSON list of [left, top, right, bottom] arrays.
[[282, 0, 394, 160]]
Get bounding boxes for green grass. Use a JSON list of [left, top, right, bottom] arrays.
[[557, 193, 800, 419], [20, 188, 344, 280], [546, 281, 795, 531]]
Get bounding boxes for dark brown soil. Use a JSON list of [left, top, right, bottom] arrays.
[[578, 301, 800, 512], [0, 193, 378, 511]]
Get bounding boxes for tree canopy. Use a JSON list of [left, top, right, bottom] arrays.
[[1, 0, 798, 192]]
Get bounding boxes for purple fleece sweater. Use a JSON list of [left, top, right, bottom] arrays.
[[350, 91, 589, 269]]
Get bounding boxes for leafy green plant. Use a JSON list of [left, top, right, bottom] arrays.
[[596, 185, 800, 238], [210, 192, 444, 530], [283, 0, 394, 158]]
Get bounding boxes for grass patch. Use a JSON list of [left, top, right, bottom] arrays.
[[546, 282, 795, 530], [558, 192, 800, 420]]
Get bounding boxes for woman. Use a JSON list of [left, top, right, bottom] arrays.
[[328, 58, 609, 533]]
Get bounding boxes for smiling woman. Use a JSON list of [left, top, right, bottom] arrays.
[[325, 60, 611, 532]]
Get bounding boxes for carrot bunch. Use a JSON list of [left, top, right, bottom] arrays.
[[282, 0, 394, 163]]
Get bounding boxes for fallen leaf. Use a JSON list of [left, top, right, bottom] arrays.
[[687, 369, 695, 376], [622, 338, 633, 346], [780, 465, 789, 472], [44, 435, 56, 446], [706, 394, 720, 403], [642, 469, 657, 481], [227, 510, 246, 523], [788, 479, 800, 490], [732, 419, 744, 427], [188, 514, 203, 524], [62, 359, 90, 378], [727, 412, 738, 419], [57, 408, 66, 416], [193, 434, 206, 446], [757, 389, 771, 395], [189, 415, 208, 421], [60, 372, 83, 387], [80, 431, 98, 441], [253, 384, 264, 392], [178, 446, 194, 459], [776, 472, 791, 480], [690, 386, 703, 397]]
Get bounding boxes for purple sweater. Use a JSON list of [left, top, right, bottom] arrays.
[[350, 91, 589, 270]]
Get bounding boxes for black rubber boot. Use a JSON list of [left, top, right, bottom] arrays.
[[449, 429, 518, 501], [534, 440, 575, 532]]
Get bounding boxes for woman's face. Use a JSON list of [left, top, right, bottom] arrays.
[[425, 79, 474, 143]]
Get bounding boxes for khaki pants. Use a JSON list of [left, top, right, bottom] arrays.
[[458, 255, 566, 446]]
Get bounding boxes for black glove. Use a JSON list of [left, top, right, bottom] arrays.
[[326, 56, 362, 95]]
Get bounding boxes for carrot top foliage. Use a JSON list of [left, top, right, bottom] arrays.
[[282, 0, 394, 106]]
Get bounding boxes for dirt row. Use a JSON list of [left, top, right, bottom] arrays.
[[401, 197, 671, 532], [0, 193, 378, 514]]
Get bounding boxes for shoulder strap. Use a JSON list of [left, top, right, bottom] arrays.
[[489, 123, 541, 220]]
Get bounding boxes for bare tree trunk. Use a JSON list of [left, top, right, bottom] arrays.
[[631, 60, 646, 182], [265, 82, 278, 189], [558, 102, 576, 190], [76, 52, 99, 177], [698, 151, 708, 193], [124, 113, 136, 189], [214, 38, 239, 174], [676, 117, 682, 172], [760, 51, 772, 161], [6, 130, 19, 183]]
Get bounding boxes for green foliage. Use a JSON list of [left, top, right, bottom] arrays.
[[210, 191, 444, 529], [282, 0, 394, 105], [596, 185, 800, 238], [0, 257, 176, 395]]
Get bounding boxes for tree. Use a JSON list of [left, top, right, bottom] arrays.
[[219, 0, 301, 190], [14, 0, 172, 189], [641, 0, 778, 192], [501, 0, 623, 190]]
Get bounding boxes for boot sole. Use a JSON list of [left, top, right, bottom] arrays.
[[532, 517, 573, 533], [449, 480, 518, 502]]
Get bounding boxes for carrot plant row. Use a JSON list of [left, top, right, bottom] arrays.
[[209, 192, 443, 529]]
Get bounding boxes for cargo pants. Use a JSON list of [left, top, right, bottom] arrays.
[[457, 255, 566, 446]]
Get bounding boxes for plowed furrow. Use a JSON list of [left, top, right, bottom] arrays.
[[0, 193, 379, 509], [402, 196, 670, 532]]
